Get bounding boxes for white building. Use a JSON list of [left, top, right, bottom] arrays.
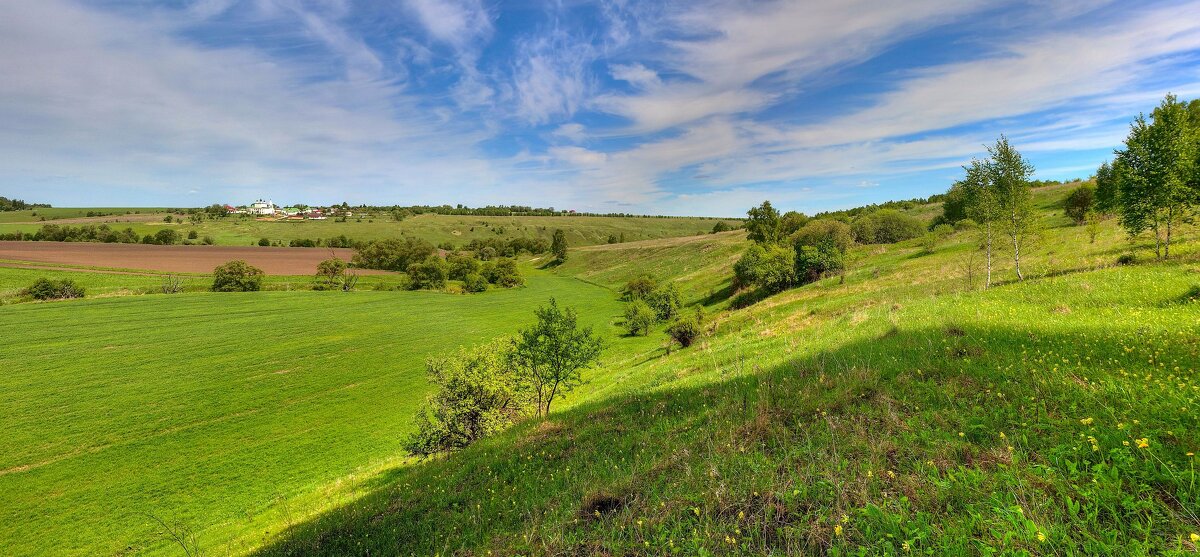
[[249, 199, 276, 216]]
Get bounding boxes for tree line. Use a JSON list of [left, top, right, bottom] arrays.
[[0, 197, 51, 212]]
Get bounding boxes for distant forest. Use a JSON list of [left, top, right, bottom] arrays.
[[0, 197, 50, 211]]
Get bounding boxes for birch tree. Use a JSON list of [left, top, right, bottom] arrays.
[[961, 158, 997, 287], [986, 136, 1036, 281]]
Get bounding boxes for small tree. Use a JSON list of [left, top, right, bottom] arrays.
[[315, 258, 356, 291], [622, 275, 658, 300], [511, 299, 603, 417], [551, 229, 568, 263], [258, 237, 271, 247], [463, 273, 488, 292], [403, 339, 533, 457], [745, 201, 781, 244], [987, 135, 1036, 281], [407, 256, 449, 290], [154, 229, 181, 245], [962, 158, 999, 287], [644, 283, 682, 321], [23, 278, 85, 300], [667, 307, 705, 348], [623, 300, 657, 336], [212, 260, 264, 292], [1063, 183, 1096, 225], [485, 258, 524, 287], [1085, 211, 1102, 244]]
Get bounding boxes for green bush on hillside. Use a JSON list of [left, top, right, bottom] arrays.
[[791, 219, 853, 253], [666, 307, 704, 348], [353, 237, 435, 271], [211, 260, 264, 292], [734, 243, 796, 293], [644, 283, 682, 321], [484, 258, 523, 288], [22, 278, 86, 300], [462, 273, 489, 293], [407, 256, 449, 290], [623, 300, 657, 336]]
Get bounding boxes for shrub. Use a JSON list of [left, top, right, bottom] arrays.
[[314, 258, 350, 290], [644, 283, 682, 321], [257, 237, 270, 247], [187, 230, 198, 240], [622, 275, 658, 301], [463, 273, 488, 293], [485, 258, 523, 288], [153, 229, 181, 245], [851, 210, 925, 244], [623, 300, 657, 336], [289, 238, 317, 248], [667, 308, 704, 348], [711, 221, 732, 233], [407, 256, 449, 290], [212, 260, 265, 292], [352, 237, 436, 271], [403, 339, 533, 457], [792, 219, 853, 252], [953, 218, 978, 232], [794, 241, 844, 283], [201, 236, 215, 245], [920, 224, 955, 254], [734, 243, 796, 292], [447, 254, 481, 281], [22, 278, 86, 300], [1064, 183, 1096, 225], [1117, 253, 1136, 266]]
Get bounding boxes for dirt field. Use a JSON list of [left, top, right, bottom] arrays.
[[0, 241, 386, 275]]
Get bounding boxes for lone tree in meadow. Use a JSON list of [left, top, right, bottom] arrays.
[[212, 260, 265, 292], [1109, 94, 1198, 259], [511, 299, 603, 417], [960, 158, 998, 287], [987, 136, 1036, 281], [745, 200, 781, 245], [550, 229, 568, 263]]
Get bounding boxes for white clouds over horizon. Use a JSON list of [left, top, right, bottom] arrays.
[[2, 0, 1200, 216]]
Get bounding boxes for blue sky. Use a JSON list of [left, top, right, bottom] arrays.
[[2, 0, 1200, 216]]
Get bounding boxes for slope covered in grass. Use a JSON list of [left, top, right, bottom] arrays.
[[0, 276, 625, 556]]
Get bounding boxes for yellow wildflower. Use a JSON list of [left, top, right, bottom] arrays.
[[1080, 417, 1094, 425], [1136, 438, 1150, 449], [834, 524, 844, 537], [1037, 532, 1046, 542]]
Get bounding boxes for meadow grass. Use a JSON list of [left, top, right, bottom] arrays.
[[0, 275, 630, 556]]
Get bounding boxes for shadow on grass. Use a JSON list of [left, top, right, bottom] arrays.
[[248, 315, 1196, 556]]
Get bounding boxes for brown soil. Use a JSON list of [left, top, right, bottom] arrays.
[[0, 241, 388, 275]]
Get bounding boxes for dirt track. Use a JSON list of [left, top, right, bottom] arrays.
[[0, 242, 387, 275]]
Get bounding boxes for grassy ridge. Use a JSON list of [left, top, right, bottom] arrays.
[[0, 212, 737, 248], [0, 276, 627, 556]]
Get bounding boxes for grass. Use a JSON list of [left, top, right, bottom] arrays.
[[4, 182, 1199, 555], [0, 274, 631, 556], [0, 211, 738, 248]]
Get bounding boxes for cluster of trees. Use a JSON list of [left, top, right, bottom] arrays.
[[350, 236, 525, 292], [447, 254, 523, 291], [404, 300, 603, 457], [1, 197, 50, 211], [21, 278, 85, 300], [351, 237, 436, 271], [324, 202, 734, 219], [0, 224, 214, 246], [735, 202, 848, 294], [462, 236, 549, 258], [1095, 94, 1200, 259], [849, 209, 925, 244], [620, 276, 705, 347]]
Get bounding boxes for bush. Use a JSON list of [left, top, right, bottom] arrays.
[[1117, 253, 1136, 266], [711, 221, 732, 233], [187, 230, 198, 240], [212, 260, 265, 292], [407, 256, 449, 290], [447, 254, 481, 281], [289, 238, 317, 248], [22, 278, 85, 300], [795, 241, 844, 283], [792, 219, 853, 252], [622, 275, 658, 300], [314, 258, 350, 290], [851, 210, 925, 244], [623, 300, 657, 336], [463, 273, 488, 293], [153, 229, 181, 245], [353, 237, 435, 271], [920, 224, 955, 254], [953, 218, 978, 232], [1064, 183, 1096, 225], [644, 283, 682, 321], [201, 236, 215, 245], [734, 243, 796, 292], [257, 237, 270, 247], [667, 308, 704, 348], [485, 258, 523, 288]]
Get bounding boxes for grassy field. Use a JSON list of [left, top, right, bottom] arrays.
[[4, 183, 1200, 555], [0, 210, 739, 249], [0, 274, 641, 556]]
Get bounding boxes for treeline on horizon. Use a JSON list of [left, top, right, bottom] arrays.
[[0, 196, 50, 212]]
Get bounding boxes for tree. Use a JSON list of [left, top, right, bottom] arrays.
[[939, 181, 970, 224], [711, 221, 732, 233], [447, 254, 481, 281], [403, 339, 532, 457], [623, 300, 657, 336], [315, 258, 356, 291], [511, 299, 603, 417], [154, 229, 181, 245], [794, 239, 844, 283], [1111, 94, 1197, 259], [212, 260, 264, 292], [733, 243, 796, 293], [407, 256, 449, 290], [485, 258, 523, 287], [746, 201, 781, 244], [667, 307, 705, 348], [622, 275, 658, 300], [463, 273, 489, 292], [551, 229, 568, 262], [1094, 161, 1118, 213], [791, 219, 853, 253], [644, 283, 682, 321], [352, 237, 435, 271], [961, 158, 999, 287], [987, 135, 1036, 281], [1063, 183, 1096, 225], [778, 211, 809, 237]]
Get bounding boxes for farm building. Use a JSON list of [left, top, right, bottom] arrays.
[[249, 199, 276, 216]]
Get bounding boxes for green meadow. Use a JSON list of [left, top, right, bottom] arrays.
[[2, 183, 1199, 555]]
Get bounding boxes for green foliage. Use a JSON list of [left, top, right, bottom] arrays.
[[988, 135, 1036, 280], [551, 229, 568, 262], [621, 275, 658, 301], [710, 221, 732, 233], [484, 258, 524, 288], [22, 278, 85, 300], [622, 299, 657, 336], [791, 219, 853, 253], [666, 307, 704, 348], [1111, 94, 1198, 258], [511, 299, 603, 417], [1094, 161, 1118, 213], [353, 237, 436, 271], [462, 273, 489, 293], [407, 256, 449, 290], [939, 180, 970, 224], [745, 201, 781, 244], [447, 254, 482, 281], [211, 260, 265, 292], [258, 237, 271, 247], [734, 243, 796, 293], [403, 339, 532, 458], [1063, 183, 1096, 225], [920, 224, 955, 254], [850, 209, 925, 244], [778, 211, 809, 237], [643, 283, 682, 321], [147, 228, 181, 245], [314, 258, 354, 291], [794, 240, 844, 282]]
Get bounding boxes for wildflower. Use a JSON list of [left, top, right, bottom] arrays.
[[737, 511, 744, 520], [834, 524, 844, 536], [1136, 438, 1150, 449], [1080, 417, 1094, 426], [958, 432, 965, 437], [693, 507, 700, 516], [902, 541, 911, 552], [1037, 532, 1046, 542], [841, 514, 849, 524], [1191, 533, 1199, 543]]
